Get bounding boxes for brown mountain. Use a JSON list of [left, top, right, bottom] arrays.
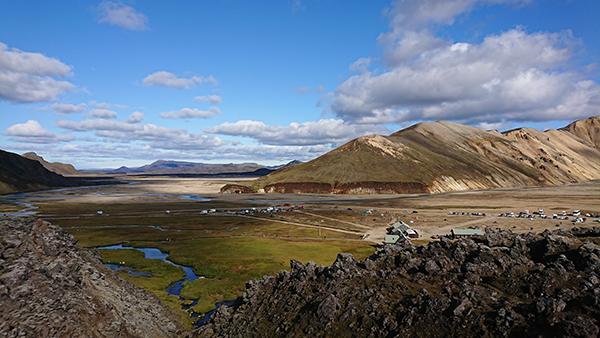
[[248, 116, 600, 194], [560, 115, 600, 150], [0, 149, 79, 194], [22, 152, 79, 176]]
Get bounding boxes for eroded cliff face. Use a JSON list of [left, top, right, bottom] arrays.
[[0, 218, 185, 338], [197, 228, 600, 338]]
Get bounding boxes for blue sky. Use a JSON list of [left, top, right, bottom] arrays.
[[1, 0, 599, 168]]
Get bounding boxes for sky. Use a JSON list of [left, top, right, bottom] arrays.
[[1, 0, 599, 169]]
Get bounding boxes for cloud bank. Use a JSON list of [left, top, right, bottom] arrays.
[[331, 0, 600, 125]]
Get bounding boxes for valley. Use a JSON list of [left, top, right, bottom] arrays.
[[3, 175, 598, 329]]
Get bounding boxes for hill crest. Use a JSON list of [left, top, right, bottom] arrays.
[[248, 115, 600, 194]]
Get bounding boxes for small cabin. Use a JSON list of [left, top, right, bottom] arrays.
[[451, 228, 484, 238], [384, 234, 401, 244]]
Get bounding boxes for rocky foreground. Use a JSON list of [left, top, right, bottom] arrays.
[[198, 228, 600, 337], [0, 218, 184, 338]]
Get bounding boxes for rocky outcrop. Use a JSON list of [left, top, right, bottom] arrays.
[[197, 228, 600, 337], [261, 181, 428, 194], [220, 184, 257, 194], [0, 218, 185, 338], [332, 181, 427, 194], [264, 182, 333, 194]]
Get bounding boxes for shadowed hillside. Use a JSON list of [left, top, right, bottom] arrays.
[[22, 152, 79, 176], [0, 150, 79, 194]]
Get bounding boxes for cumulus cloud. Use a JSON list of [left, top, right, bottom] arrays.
[[143, 71, 217, 89], [51, 102, 86, 114], [57, 117, 223, 150], [194, 95, 222, 105], [160, 107, 220, 119], [207, 119, 387, 146], [350, 57, 372, 73], [127, 111, 144, 123], [9, 139, 330, 166], [331, 0, 600, 125], [5, 120, 71, 143], [89, 108, 118, 119], [0, 42, 74, 103], [98, 1, 148, 31]]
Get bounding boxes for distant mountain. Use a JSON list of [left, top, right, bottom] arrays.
[[108, 159, 300, 176], [22, 152, 79, 176], [270, 160, 302, 170], [239, 116, 600, 194], [0, 150, 79, 194]]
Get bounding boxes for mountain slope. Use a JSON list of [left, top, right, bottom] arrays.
[[0, 149, 79, 194], [22, 152, 79, 176], [251, 116, 600, 194], [560, 116, 600, 150], [0, 218, 184, 337]]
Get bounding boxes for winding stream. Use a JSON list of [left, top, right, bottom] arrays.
[[96, 244, 236, 327], [96, 244, 201, 296], [0, 193, 38, 217]]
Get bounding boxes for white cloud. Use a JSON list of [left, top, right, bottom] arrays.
[[331, 0, 600, 125], [98, 1, 148, 31], [383, 0, 529, 31], [57, 117, 223, 150], [127, 111, 144, 123], [143, 71, 217, 89], [207, 119, 387, 146], [6, 120, 53, 137], [194, 95, 222, 105], [89, 108, 118, 119], [160, 107, 220, 119], [0, 42, 73, 103], [350, 57, 372, 73], [5, 120, 71, 143], [8, 140, 329, 166], [477, 121, 508, 130], [51, 102, 86, 114]]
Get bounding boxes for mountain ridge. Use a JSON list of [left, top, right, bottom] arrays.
[[246, 115, 600, 194], [0, 150, 80, 195], [21, 152, 79, 176], [108, 159, 300, 175]]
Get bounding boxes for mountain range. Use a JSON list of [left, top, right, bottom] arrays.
[[235, 115, 600, 194], [105, 160, 300, 176], [0, 150, 81, 195], [21, 152, 79, 176], [3, 116, 599, 195]]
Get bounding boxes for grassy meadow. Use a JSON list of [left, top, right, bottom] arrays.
[[38, 199, 374, 326]]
